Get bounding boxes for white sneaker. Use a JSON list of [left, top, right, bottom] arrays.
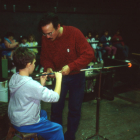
[[97, 58, 100, 62], [100, 59, 104, 63], [112, 55, 115, 59], [40, 67, 44, 73]]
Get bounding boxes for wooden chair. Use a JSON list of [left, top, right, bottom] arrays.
[[6, 124, 38, 140]]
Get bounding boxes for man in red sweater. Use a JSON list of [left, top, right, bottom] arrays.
[[39, 12, 95, 140]]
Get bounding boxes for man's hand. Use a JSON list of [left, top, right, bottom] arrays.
[[60, 65, 70, 75], [46, 68, 55, 78]]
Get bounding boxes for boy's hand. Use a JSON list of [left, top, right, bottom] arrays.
[[55, 72, 62, 79], [40, 72, 48, 86]]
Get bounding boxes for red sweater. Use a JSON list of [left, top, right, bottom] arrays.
[[112, 34, 125, 46], [40, 26, 95, 74]]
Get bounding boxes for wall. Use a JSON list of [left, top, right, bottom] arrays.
[[0, 10, 139, 52]]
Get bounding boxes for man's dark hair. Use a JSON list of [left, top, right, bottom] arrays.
[[38, 12, 61, 31], [5, 32, 14, 38], [13, 47, 36, 69]]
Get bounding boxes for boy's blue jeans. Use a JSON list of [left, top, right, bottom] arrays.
[[51, 72, 85, 140], [13, 110, 64, 140]]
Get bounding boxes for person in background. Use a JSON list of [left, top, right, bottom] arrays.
[[3, 32, 19, 59], [112, 29, 129, 60], [27, 34, 40, 71], [39, 12, 94, 140], [19, 36, 29, 47], [92, 31, 106, 64], [8, 47, 64, 140], [100, 30, 117, 59], [86, 31, 98, 64], [27, 34, 38, 54], [3, 32, 19, 73]]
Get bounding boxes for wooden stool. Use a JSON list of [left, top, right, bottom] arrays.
[[6, 125, 38, 140]]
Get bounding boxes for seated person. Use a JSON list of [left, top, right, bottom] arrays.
[[112, 29, 129, 60], [27, 34, 40, 71], [100, 30, 117, 59], [8, 47, 64, 140], [19, 36, 29, 47], [3, 32, 19, 59], [86, 31, 100, 64], [92, 32, 106, 64], [27, 34, 38, 54]]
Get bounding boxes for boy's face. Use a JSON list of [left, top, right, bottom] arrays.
[[22, 39, 27, 44], [29, 36, 34, 42], [104, 31, 108, 36], [29, 59, 36, 74], [116, 31, 120, 35], [9, 36, 14, 40], [95, 34, 99, 38]]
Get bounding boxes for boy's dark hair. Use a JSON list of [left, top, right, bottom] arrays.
[[13, 47, 36, 69], [38, 12, 61, 31], [5, 32, 14, 38]]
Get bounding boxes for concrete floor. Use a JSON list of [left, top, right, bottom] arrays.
[[1, 84, 140, 140]]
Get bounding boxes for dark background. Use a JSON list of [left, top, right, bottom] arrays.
[[0, 0, 140, 53]]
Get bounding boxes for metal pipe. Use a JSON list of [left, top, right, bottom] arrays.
[[80, 64, 129, 72]]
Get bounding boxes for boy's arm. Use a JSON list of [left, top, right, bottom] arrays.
[[54, 72, 62, 95], [40, 72, 62, 95]]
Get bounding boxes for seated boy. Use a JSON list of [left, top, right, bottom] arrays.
[[8, 47, 64, 140]]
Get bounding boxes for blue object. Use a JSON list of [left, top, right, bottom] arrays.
[[13, 110, 64, 140]]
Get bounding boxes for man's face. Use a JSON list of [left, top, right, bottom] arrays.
[[41, 22, 60, 41]]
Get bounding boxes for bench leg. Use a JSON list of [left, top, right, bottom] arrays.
[[6, 126, 16, 140]]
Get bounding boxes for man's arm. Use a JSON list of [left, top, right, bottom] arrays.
[[67, 28, 95, 72]]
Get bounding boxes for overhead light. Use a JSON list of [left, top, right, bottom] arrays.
[[4, 4, 6, 10], [28, 5, 31, 10], [54, 7, 57, 12], [13, 5, 15, 12]]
